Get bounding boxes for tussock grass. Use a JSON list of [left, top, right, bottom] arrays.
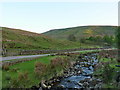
[[2, 55, 70, 88]]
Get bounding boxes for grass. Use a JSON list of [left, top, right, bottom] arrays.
[[2, 49, 100, 88], [43, 26, 117, 48], [2, 27, 104, 57], [99, 58, 120, 69], [79, 49, 101, 54], [2, 55, 71, 88], [43, 26, 117, 41], [2, 27, 84, 50], [2, 56, 58, 88], [2, 27, 102, 56], [94, 57, 120, 88]]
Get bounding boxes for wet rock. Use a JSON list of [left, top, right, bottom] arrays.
[[56, 76, 62, 81], [40, 82, 47, 89], [90, 79, 98, 86], [56, 79, 60, 82], [67, 80, 71, 82], [84, 78, 91, 82], [96, 79, 102, 82], [77, 71, 81, 75], [78, 56, 82, 59], [64, 71, 68, 74], [77, 83, 83, 87], [84, 64, 90, 67], [88, 66, 93, 70], [47, 85, 52, 89], [31, 86, 39, 89], [95, 83, 102, 88], [79, 80, 85, 83], [57, 85, 64, 88], [83, 82, 89, 88]]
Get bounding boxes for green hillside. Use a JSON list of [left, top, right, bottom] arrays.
[[2, 26, 117, 51], [43, 26, 117, 40], [2, 27, 83, 50]]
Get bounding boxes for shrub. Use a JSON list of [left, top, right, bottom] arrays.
[[17, 71, 29, 88], [2, 64, 9, 71], [9, 71, 29, 88], [34, 62, 46, 76], [10, 78, 19, 88], [117, 59, 120, 62], [10, 68, 19, 72], [51, 57, 62, 67], [102, 63, 114, 83], [50, 57, 70, 69], [18, 71, 28, 81], [34, 57, 70, 80]]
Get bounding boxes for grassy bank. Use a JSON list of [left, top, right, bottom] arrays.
[[2, 55, 71, 88], [94, 56, 120, 88]]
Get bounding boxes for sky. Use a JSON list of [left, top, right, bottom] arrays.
[[1, 1, 119, 33]]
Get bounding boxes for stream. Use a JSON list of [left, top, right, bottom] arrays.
[[38, 53, 102, 89], [51, 53, 102, 89]]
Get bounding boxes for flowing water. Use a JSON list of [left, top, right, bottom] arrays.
[[52, 53, 102, 89]]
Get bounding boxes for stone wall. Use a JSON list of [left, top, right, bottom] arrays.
[[2, 48, 108, 56]]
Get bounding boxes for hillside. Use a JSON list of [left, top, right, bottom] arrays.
[[2, 27, 82, 50], [43, 26, 117, 41]]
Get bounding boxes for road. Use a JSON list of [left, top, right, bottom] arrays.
[[1, 54, 51, 61], [1, 48, 116, 61]]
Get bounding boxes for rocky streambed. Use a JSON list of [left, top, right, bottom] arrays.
[[38, 53, 103, 89]]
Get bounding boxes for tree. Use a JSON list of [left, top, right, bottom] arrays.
[[103, 35, 112, 44], [80, 38, 86, 43], [68, 34, 76, 41], [87, 36, 95, 41], [87, 36, 102, 42], [96, 36, 102, 42]]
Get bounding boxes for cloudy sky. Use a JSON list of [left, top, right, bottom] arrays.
[[1, 0, 119, 33]]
